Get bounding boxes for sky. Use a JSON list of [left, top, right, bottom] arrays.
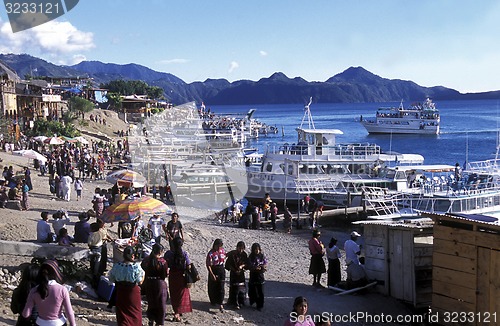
[[1, 0, 500, 93]]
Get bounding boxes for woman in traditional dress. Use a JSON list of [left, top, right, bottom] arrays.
[[308, 229, 326, 288], [108, 246, 145, 326], [248, 242, 268, 311], [326, 237, 342, 287], [141, 243, 168, 326], [206, 238, 226, 312], [164, 237, 192, 322], [92, 187, 104, 218], [24, 167, 33, 191], [224, 241, 248, 309], [21, 179, 29, 211]]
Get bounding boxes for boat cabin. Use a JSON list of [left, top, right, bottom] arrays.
[[295, 128, 342, 155], [380, 164, 456, 191]]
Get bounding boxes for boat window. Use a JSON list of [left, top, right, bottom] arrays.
[[265, 163, 273, 172], [395, 171, 406, 180]]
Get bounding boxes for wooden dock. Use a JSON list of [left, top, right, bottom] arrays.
[[275, 206, 368, 227]]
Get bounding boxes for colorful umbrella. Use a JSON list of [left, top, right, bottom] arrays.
[[99, 196, 173, 223], [105, 169, 146, 187]]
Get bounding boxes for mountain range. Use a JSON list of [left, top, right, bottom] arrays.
[[1, 53, 499, 105]]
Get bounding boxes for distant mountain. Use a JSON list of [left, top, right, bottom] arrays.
[[71, 61, 185, 85], [1, 53, 498, 105], [0, 53, 86, 79]]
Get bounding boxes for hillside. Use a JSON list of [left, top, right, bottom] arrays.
[[75, 109, 129, 140]]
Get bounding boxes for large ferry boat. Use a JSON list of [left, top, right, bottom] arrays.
[[361, 98, 440, 134]]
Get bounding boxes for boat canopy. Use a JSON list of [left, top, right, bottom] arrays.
[[390, 164, 456, 172], [297, 128, 344, 135], [378, 153, 425, 164]]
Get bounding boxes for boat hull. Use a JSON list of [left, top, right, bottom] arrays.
[[362, 121, 439, 134]]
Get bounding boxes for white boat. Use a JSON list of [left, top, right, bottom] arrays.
[[361, 98, 440, 134], [240, 98, 425, 206], [361, 162, 500, 219], [169, 164, 246, 209]]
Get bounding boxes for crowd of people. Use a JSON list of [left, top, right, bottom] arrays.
[[2, 136, 374, 326]]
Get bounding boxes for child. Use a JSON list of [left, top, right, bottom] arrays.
[[283, 296, 315, 326], [57, 227, 74, 246], [74, 177, 83, 201]]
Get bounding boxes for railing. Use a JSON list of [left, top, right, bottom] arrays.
[[266, 143, 381, 160]]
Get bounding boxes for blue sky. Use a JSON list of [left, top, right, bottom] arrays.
[[1, 0, 500, 93]]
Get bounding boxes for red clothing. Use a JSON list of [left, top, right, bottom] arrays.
[[169, 269, 193, 314], [206, 248, 226, 267], [308, 238, 324, 255], [116, 284, 142, 326]]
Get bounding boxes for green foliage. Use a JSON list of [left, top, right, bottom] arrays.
[[27, 120, 79, 138], [78, 120, 89, 127], [106, 92, 122, 110], [101, 80, 165, 99], [69, 96, 94, 114]]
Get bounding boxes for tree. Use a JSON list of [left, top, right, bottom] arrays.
[[101, 80, 165, 99], [27, 120, 79, 138], [105, 92, 122, 110], [69, 96, 94, 117]]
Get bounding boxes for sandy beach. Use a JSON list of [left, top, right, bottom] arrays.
[[0, 149, 414, 326]]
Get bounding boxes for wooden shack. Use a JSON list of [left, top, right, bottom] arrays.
[[357, 218, 434, 308], [425, 212, 500, 326]]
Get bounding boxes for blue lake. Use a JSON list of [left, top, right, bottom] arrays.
[[210, 99, 500, 166]]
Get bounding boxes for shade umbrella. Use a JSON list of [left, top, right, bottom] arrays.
[[100, 196, 173, 223], [33, 135, 48, 143], [60, 136, 77, 143], [106, 169, 147, 187], [74, 136, 89, 145], [44, 137, 65, 145], [13, 149, 48, 163]]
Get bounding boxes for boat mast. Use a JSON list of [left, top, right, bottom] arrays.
[[299, 97, 315, 129]]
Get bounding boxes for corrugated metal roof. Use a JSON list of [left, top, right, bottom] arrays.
[[354, 217, 434, 228], [423, 211, 500, 227]]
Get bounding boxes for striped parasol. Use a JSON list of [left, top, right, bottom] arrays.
[[100, 196, 173, 223], [105, 169, 147, 187]]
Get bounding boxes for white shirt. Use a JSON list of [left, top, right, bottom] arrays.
[[61, 175, 72, 189], [327, 245, 342, 260], [344, 239, 360, 265], [148, 216, 166, 238]]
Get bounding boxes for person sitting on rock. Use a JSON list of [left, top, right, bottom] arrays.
[[37, 211, 54, 243]]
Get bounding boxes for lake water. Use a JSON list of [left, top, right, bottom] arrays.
[[210, 99, 500, 166]]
